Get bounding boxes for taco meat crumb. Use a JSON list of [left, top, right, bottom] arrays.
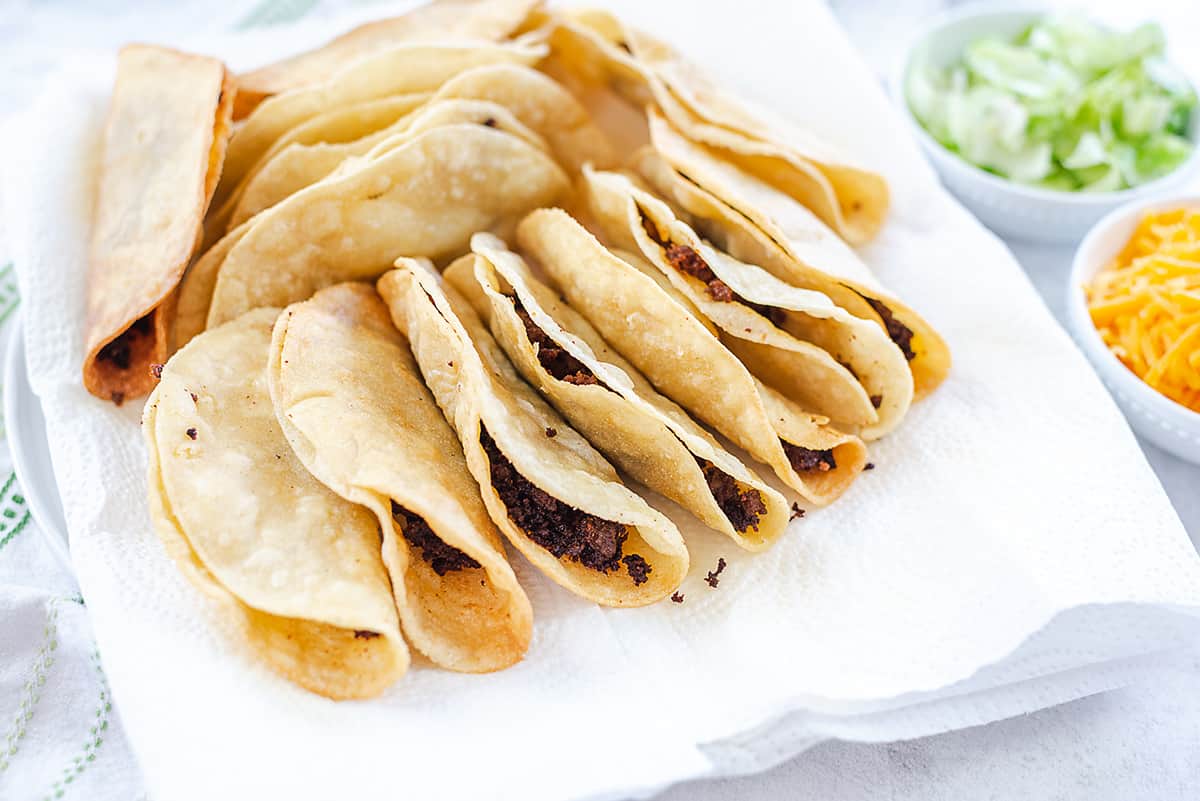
[[860, 295, 916, 361], [696, 458, 766, 533], [622, 554, 651, 585], [705, 277, 734, 302], [670, 591, 685, 603], [782, 442, 836, 473], [513, 300, 601, 386], [545, 427, 557, 438], [665, 243, 734, 302], [392, 501, 481, 576], [481, 428, 629, 574], [864, 462, 875, 471], [705, 557, 727, 588], [790, 502, 805, 520], [185, 427, 197, 440], [639, 209, 736, 302]]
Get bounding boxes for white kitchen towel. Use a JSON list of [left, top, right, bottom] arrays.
[[0, 310, 146, 801], [4, 2, 1200, 801]]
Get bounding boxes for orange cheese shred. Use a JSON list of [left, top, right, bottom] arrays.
[[1086, 207, 1200, 413]]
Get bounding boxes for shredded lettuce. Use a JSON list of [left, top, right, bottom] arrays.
[[907, 14, 1195, 192]]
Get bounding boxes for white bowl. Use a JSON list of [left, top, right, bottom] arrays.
[[1066, 194, 1200, 465], [891, 5, 1200, 245]]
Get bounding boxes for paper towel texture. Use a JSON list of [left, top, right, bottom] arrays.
[[5, 2, 1200, 800]]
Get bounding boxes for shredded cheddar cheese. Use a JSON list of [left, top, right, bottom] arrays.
[[1086, 207, 1200, 413]]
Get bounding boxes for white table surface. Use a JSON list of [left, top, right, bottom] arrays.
[[0, 1, 1196, 799]]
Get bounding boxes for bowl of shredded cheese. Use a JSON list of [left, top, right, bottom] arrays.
[[1068, 195, 1200, 463]]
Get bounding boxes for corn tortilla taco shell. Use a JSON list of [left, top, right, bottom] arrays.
[[144, 307, 408, 699], [85, 44, 233, 404]]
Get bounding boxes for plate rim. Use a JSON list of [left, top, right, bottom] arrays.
[[4, 313, 72, 570]]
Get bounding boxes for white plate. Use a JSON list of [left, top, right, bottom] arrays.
[[4, 315, 71, 568], [891, 4, 1200, 245], [1065, 195, 1200, 465]]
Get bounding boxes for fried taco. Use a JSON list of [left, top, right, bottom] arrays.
[[230, 98, 550, 228], [232, 0, 544, 118], [228, 64, 613, 228], [144, 307, 408, 699], [217, 39, 546, 203], [377, 259, 688, 606], [645, 115, 950, 398], [428, 63, 616, 172], [557, 10, 888, 243], [84, 44, 233, 404], [447, 233, 789, 550], [175, 122, 568, 348], [585, 164, 914, 439], [205, 92, 429, 244], [269, 283, 532, 672], [535, 9, 886, 242], [517, 209, 868, 506], [532, 11, 654, 158]]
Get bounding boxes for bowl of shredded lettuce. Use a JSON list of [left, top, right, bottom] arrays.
[[896, 7, 1199, 243]]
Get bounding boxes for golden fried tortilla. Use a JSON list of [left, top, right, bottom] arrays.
[[646, 115, 951, 400], [269, 284, 532, 672], [144, 308, 408, 699], [84, 44, 233, 404], [449, 234, 789, 550], [378, 259, 688, 606], [586, 163, 915, 439], [204, 92, 429, 245], [232, 0, 544, 118], [230, 98, 549, 228], [218, 40, 546, 202], [174, 122, 568, 348], [518, 209, 868, 506]]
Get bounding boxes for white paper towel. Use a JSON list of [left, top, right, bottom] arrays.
[[5, 2, 1200, 800]]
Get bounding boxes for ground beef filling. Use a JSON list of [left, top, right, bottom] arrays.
[[622, 554, 651, 586], [97, 313, 154, 371], [640, 212, 788, 324], [860, 295, 916, 361], [480, 428, 648, 582], [512, 300, 599, 386], [391, 502, 481, 576], [696, 458, 767, 533], [665, 242, 735, 302], [782, 442, 837, 474], [640, 213, 732, 301]]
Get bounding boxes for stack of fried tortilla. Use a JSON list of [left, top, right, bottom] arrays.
[[84, 0, 950, 699]]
